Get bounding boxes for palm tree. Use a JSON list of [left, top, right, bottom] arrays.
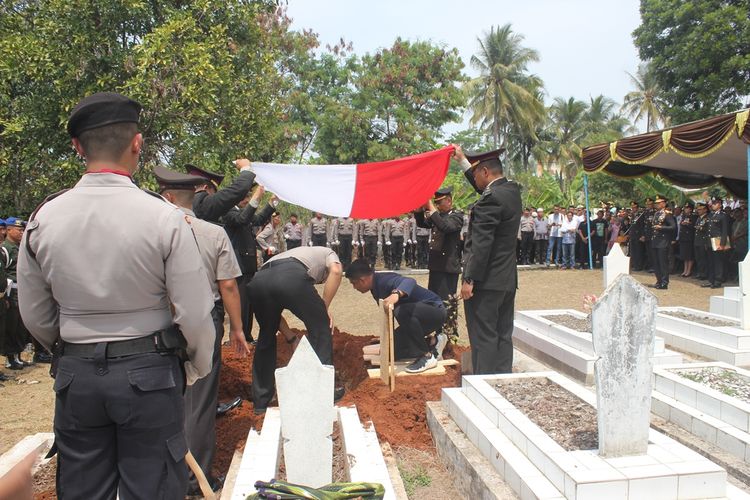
[[465, 24, 545, 155], [621, 62, 669, 132], [543, 97, 588, 187]]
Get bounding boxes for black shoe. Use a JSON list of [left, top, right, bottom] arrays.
[[710, 283, 721, 289], [33, 352, 52, 364], [253, 406, 267, 416], [334, 386, 346, 402], [701, 282, 713, 288], [656, 284, 668, 290], [0, 372, 10, 381], [6, 356, 23, 370], [216, 396, 242, 416]]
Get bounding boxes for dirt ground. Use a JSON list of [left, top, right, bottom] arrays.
[[0, 267, 723, 498]]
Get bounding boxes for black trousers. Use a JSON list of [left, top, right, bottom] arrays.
[[416, 235, 429, 268], [645, 242, 655, 270], [287, 239, 302, 250], [393, 303, 447, 360], [54, 350, 187, 500], [390, 236, 404, 269], [653, 245, 669, 285], [629, 239, 645, 270], [709, 248, 726, 285], [694, 243, 708, 277], [338, 234, 353, 269], [4, 296, 28, 356], [464, 288, 516, 374], [364, 236, 378, 268], [535, 239, 548, 265], [428, 271, 459, 301], [591, 237, 606, 268], [185, 302, 224, 486], [237, 274, 255, 342], [519, 232, 534, 263], [248, 259, 333, 410], [311, 233, 327, 247]]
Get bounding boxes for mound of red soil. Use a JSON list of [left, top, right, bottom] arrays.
[[214, 329, 465, 477]]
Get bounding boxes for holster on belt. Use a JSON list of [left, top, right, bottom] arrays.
[[155, 325, 188, 362], [50, 338, 63, 378]]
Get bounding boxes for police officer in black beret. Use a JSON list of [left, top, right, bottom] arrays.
[[18, 92, 216, 499], [454, 146, 522, 374]]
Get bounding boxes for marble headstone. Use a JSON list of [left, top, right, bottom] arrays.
[[592, 274, 656, 457], [602, 243, 630, 289], [275, 335, 335, 487], [740, 253, 750, 330]]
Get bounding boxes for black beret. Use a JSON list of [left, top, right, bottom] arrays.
[[67, 92, 141, 138], [153, 165, 204, 191], [465, 148, 505, 169], [185, 164, 225, 187], [434, 187, 453, 200]]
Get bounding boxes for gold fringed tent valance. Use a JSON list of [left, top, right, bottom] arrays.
[[581, 109, 750, 198]]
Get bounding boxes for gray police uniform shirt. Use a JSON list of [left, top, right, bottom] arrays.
[[18, 173, 216, 384], [179, 207, 242, 302], [265, 246, 340, 284], [283, 222, 303, 241], [332, 218, 355, 241]]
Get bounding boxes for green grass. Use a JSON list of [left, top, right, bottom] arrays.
[[398, 463, 432, 497]]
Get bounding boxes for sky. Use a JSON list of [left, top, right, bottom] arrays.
[[286, 0, 644, 135]]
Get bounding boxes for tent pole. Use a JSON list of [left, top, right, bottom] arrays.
[[584, 174, 593, 270]]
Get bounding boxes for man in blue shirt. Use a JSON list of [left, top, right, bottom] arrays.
[[346, 259, 447, 373]]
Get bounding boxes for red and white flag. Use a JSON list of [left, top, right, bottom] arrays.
[[251, 146, 455, 218]]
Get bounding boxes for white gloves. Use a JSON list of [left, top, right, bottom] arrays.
[[386, 241, 391, 246]]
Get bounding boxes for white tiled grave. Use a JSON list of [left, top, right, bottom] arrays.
[[656, 307, 750, 367], [653, 362, 750, 463], [227, 406, 398, 499], [513, 309, 682, 384], [434, 371, 749, 500], [710, 287, 740, 319]]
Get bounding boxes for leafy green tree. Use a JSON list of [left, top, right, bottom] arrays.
[[465, 24, 545, 159], [0, 0, 292, 213], [621, 62, 669, 132], [313, 38, 466, 163], [633, 0, 750, 123]]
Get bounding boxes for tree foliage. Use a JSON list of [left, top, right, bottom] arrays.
[[633, 0, 750, 123]]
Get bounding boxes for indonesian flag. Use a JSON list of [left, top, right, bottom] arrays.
[[251, 146, 455, 218]]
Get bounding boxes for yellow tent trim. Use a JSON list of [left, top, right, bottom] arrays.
[[662, 130, 672, 152], [737, 109, 749, 138]]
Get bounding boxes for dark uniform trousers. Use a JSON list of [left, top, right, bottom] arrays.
[[390, 235, 404, 269], [653, 245, 670, 285], [520, 231, 534, 264], [237, 274, 254, 342], [5, 294, 29, 355], [338, 234, 353, 269], [393, 303, 446, 360], [709, 248, 726, 285], [311, 233, 327, 247], [629, 239, 645, 270], [464, 288, 516, 374], [248, 259, 333, 410], [185, 301, 224, 487], [694, 242, 708, 278], [54, 350, 187, 499], [416, 235, 429, 268], [287, 239, 302, 250], [428, 271, 459, 301], [364, 236, 378, 268]]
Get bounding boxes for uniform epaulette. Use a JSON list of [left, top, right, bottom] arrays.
[[25, 188, 72, 260]]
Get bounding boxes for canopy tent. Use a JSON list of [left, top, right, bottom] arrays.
[[582, 109, 750, 198]]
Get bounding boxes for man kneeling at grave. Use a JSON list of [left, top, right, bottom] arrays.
[[346, 259, 448, 373], [247, 245, 345, 414]]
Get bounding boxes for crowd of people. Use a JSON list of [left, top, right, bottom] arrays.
[[515, 197, 748, 290], [6, 92, 520, 499], [7, 90, 745, 499]]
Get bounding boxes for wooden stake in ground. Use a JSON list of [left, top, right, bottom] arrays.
[[379, 304, 396, 391]]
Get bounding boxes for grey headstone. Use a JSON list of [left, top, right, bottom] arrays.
[[740, 254, 750, 330], [602, 243, 630, 289], [275, 335, 335, 487], [592, 274, 656, 457]]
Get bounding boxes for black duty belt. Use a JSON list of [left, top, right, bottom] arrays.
[[263, 257, 304, 269], [62, 327, 184, 359]]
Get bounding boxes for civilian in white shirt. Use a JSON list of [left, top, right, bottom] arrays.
[[546, 205, 564, 266]]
